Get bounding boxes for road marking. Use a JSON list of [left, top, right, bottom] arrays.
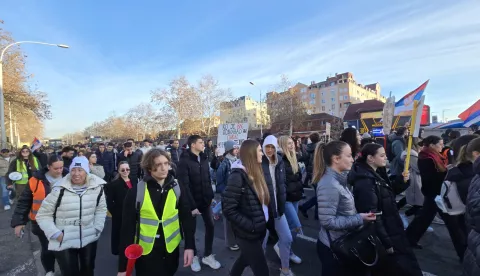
[[5, 258, 34, 276]]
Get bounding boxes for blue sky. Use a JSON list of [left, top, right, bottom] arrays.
[[2, 0, 479, 137]]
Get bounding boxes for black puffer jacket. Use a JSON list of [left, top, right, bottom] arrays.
[[349, 162, 423, 276], [262, 154, 286, 218], [463, 157, 480, 276], [418, 151, 447, 197], [11, 167, 68, 227], [305, 142, 318, 182], [445, 162, 474, 204], [177, 149, 213, 210], [222, 162, 267, 241], [117, 150, 142, 180], [282, 153, 303, 202]]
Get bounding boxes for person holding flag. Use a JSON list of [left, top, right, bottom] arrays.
[[7, 145, 41, 200]]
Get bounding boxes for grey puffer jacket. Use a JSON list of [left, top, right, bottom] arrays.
[[317, 167, 363, 247], [463, 157, 480, 276]]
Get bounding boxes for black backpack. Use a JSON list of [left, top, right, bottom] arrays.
[[53, 186, 104, 224]]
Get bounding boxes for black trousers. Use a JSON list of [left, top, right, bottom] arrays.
[[54, 241, 98, 276], [192, 205, 214, 257], [135, 246, 179, 276], [316, 239, 365, 276], [31, 224, 55, 273], [406, 196, 467, 260], [230, 237, 269, 276], [111, 216, 122, 255]]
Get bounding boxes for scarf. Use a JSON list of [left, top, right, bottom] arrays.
[[419, 147, 447, 172]]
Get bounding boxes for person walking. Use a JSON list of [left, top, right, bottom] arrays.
[[7, 145, 41, 200], [177, 135, 220, 272], [278, 136, 304, 264], [106, 161, 132, 255], [0, 148, 13, 210], [117, 142, 141, 186], [35, 156, 107, 276], [406, 136, 466, 260], [299, 132, 322, 219], [222, 139, 270, 276], [86, 152, 105, 179], [11, 155, 68, 276], [462, 137, 480, 276], [215, 140, 239, 251], [117, 149, 195, 276], [349, 143, 422, 276], [96, 143, 115, 182], [315, 141, 376, 276], [165, 140, 181, 165]]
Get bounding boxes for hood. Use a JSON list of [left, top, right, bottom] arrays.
[[306, 142, 318, 153], [262, 135, 279, 165], [446, 162, 474, 182], [347, 162, 376, 186], [231, 159, 246, 171], [401, 149, 418, 161], [56, 173, 106, 191], [473, 157, 480, 175]]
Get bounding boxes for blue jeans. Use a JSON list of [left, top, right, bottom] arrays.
[[263, 215, 292, 269], [0, 176, 9, 206], [284, 201, 303, 241]]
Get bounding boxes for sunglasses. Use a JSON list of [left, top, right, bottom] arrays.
[[121, 169, 130, 172], [21, 150, 30, 153]]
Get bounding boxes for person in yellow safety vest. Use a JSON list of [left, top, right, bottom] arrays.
[[117, 148, 195, 276], [7, 145, 41, 200]]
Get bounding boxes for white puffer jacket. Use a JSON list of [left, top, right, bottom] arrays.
[[36, 173, 107, 251]]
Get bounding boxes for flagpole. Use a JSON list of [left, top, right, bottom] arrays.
[[404, 100, 419, 176]]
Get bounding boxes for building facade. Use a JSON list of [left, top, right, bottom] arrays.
[[220, 96, 270, 130], [298, 72, 386, 118]]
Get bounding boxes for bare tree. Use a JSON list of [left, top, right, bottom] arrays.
[[196, 75, 232, 136], [151, 76, 198, 139], [267, 74, 309, 136], [124, 103, 159, 140]]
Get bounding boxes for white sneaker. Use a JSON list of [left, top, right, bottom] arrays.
[[4, 205, 11, 210], [229, 244, 239, 251], [432, 215, 445, 225], [202, 254, 221, 270], [289, 252, 302, 264], [273, 243, 281, 259], [45, 272, 55, 276], [191, 256, 201, 272]]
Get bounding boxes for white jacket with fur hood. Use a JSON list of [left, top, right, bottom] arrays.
[[36, 173, 107, 251]]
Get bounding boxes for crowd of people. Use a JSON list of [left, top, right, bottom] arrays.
[[1, 127, 480, 276]]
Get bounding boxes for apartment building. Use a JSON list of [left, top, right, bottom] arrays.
[[220, 96, 270, 129]]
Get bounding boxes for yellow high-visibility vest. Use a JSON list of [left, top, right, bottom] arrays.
[[137, 180, 181, 255], [16, 158, 39, 185]]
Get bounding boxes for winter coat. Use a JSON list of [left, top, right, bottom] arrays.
[[222, 161, 267, 241], [446, 162, 474, 204], [11, 167, 68, 227], [62, 156, 72, 171], [117, 150, 141, 180], [390, 135, 406, 176], [33, 151, 49, 169], [216, 154, 236, 194], [349, 162, 423, 276], [90, 164, 105, 179], [177, 149, 213, 210], [317, 167, 363, 247], [35, 174, 107, 251], [261, 135, 286, 218], [105, 177, 131, 218], [418, 153, 447, 197], [166, 146, 182, 165], [281, 153, 303, 202], [401, 150, 424, 206], [463, 157, 480, 276], [204, 146, 214, 163], [305, 142, 318, 183], [0, 156, 11, 176], [96, 150, 115, 174]]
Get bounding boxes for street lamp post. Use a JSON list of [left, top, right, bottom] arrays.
[[0, 41, 69, 148], [249, 81, 263, 137]]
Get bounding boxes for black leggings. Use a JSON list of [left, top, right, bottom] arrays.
[[32, 224, 55, 273], [230, 237, 269, 276], [54, 241, 98, 276]]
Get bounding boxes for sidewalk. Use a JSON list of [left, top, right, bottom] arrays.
[[0, 208, 39, 276]]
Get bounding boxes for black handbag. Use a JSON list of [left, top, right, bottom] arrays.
[[326, 183, 387, 267]]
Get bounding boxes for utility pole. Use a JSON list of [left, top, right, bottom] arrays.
[[8, 102, 13, 148]]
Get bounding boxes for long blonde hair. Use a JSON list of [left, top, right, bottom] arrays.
[[278, 136, 298, 174], [240, 140, 270, 205]]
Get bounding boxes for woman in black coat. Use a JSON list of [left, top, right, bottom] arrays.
[[106, 161, 133, 255], [349, 143, 422, 276]]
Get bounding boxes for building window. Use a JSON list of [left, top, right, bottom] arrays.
[[322, 99, 326, 103], [331, 98, 335, 102], [343, 95, 349, 100], [330, 82, 335, 86], [332, 104, 335, 109], [322, 106, 325, 111], [339, 103, 342, 108], [310, 93, 316, 99], [310, 99, 315, 105], [301, 87, 307, 93]]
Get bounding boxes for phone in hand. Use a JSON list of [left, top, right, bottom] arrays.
[[372, 211, 382, 216]]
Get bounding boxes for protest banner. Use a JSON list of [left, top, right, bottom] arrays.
[[217, 123, 249, 155]]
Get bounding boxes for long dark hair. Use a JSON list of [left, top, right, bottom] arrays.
[[312, 140, 348, 184], [340, 128, 359, 157], [357, 143, 383, 164], [452, 134, 479, 164], [17, 146, 39, 171]]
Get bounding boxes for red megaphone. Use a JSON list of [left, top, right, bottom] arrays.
[[125, 244, 143, 276]]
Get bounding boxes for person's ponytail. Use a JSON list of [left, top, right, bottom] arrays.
[[312, 143, 325, 184], [456, 145, 469, 165]]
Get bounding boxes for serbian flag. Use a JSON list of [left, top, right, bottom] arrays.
[[458, 99, 480, 121], [394, 80, 429, 116], [31, 137, 42, 151]]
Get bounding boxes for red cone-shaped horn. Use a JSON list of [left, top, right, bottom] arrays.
[[125, 244, 143, 276]]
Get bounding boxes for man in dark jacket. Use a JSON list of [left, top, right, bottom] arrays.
[[390, 127, 408, 177], [165, 139, 181, 165], [299, 132, 320, 219], [60, 146, 74, 170], [177, 135, 219, 272], [117, 142, 141, 186], [96, 143, 115, 182]]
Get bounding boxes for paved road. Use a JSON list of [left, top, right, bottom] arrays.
[[4, 188, 462, 276]]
